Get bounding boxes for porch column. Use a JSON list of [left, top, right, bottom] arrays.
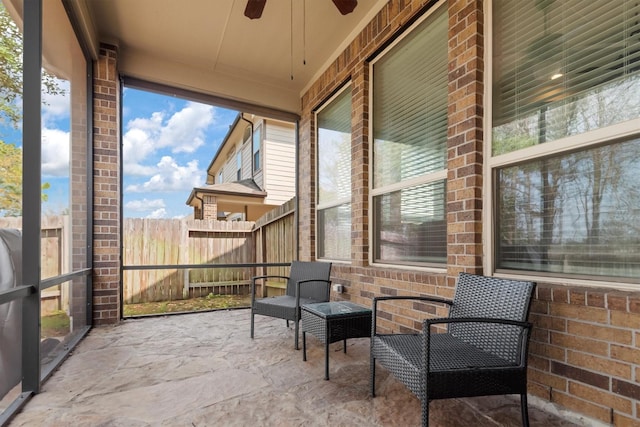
[[92, 44, 121, 325], [351, 65, 369, 268], [297, 106, 316, 261], [446, 0, 484, 285]]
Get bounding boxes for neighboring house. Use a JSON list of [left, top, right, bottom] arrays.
[[185, 114, 296, 221]]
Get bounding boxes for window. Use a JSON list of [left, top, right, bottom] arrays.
[[370, 4, 448, 266], [218, 171, 223, 184], [236, 150, 242, 181], [316, 86, 352, 260], [253, 124, 261, 172], [492, 0, 640, 279]]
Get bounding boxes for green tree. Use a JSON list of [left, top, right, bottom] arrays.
[[1, 3, 63, 127], [0, 4, 22, 126], [1, 3, 58, 216], [0, 142, 22, 216]]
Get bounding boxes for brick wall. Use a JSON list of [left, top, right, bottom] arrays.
[[92, 44, 120, 325], [529, 282, 640, 425], [299, 0, 640, 425], [446, 0, 483, 284]]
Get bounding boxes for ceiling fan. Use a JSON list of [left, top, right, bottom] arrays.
[[244, 0, 357, 19]]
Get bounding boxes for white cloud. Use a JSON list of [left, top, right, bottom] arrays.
[[125, 156, 203, 193], [158, 102, 214, 153], [123, 127, 158, 174], [146, 208, 167, 219], [123, 102, 215, 174], [41, 128, 69, 177], [125, 198, 166, 212]]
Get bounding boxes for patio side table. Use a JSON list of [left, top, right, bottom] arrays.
[[301, 301, 372, 380]]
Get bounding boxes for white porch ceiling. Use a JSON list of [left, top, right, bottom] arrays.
[[73, 0, 388, 117]]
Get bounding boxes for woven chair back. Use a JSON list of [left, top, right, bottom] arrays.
[[448, 273, 535, 363], [285, 261, 332, 300]]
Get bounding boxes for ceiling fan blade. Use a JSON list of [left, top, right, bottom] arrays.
[[244, 0, 266, 19], [332, 0, 357, 15]]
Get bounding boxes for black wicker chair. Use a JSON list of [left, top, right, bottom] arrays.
[[370, 273, 536, 427], [250, 261, 332, 349]]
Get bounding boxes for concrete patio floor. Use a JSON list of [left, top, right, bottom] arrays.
[[10, 309, 589, 426]]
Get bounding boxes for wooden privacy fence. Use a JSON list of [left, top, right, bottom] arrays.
[[254, 198, 296, 278], [0, 215, 67, 314], [123, 198, 296, 304], [123, 218, 255, 303], [0, 202, 296, 305]]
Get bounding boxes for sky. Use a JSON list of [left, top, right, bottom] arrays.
[[1, 84, 239, 219], [121, 89, 238, 218]]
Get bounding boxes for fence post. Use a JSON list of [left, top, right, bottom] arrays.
[[181, 218, 190, 299]]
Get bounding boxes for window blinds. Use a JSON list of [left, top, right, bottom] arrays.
[[493, 0, 640, 141], [317, 88, 352, 206], [372, 7, 448, 189]]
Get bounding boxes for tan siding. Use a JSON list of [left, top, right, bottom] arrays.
[[222, 158, 236, 183], [264, 139, 296, 205], [253, 167, 264, 188], [265, 121, 295, 143], [241, 140, 251, 181], [263, 120, 296, 205]]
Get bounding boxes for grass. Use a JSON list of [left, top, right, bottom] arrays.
[[41, 310, 70, 339], [123, 293, 252, 317]]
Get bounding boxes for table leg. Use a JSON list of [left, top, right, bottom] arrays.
[[343, 338, 347, 353], [302, 331, 307, 361], [324, 322, 331, 380], [324, 337, 330, 380]]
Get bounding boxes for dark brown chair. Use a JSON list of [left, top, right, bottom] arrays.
[[371, 272, 536, 427], [250, 261, 332, 349]]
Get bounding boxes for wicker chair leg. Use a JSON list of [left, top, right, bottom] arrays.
[[521, 393, 530, 427], [250, 312, 255, 338], [294, 320, 299, 350], [286, 320, 290, 328], [370, 358, 376, 397], [421, 398, 429, 427]]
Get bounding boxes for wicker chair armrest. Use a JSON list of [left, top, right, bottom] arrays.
[[250, 275, 290, 302], [424, 317, 531, 329], [422, 317, 533, 370], [251, 274, 290, 282]]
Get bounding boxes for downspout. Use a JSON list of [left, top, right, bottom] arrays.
[[239, 113, 254, 180], [239, 114, 254, 221], [240, 113, 256, 270]]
